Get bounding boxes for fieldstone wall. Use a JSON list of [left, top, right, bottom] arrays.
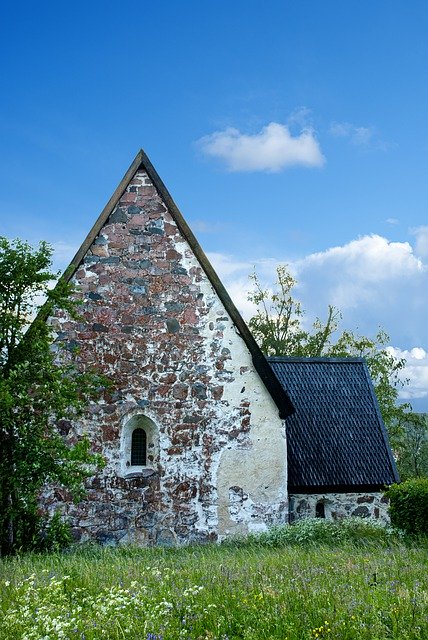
[[45, 169, 287, 545], [289, 492, 390, 523]]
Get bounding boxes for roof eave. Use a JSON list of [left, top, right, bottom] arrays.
[[289, 483, 394, 494]]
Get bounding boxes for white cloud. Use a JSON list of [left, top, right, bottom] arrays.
[[287, 106, 313, 128], [293, 235, 424, 315], [209, 234, 426, 319], [207, 253, 280, 318], [411, 225, 428, 257], [223, 275, 259, 319], [190, 220, 225, 234], [299, 234, 423, 287], [386, 217, 399, 225], [387, 346, 428, 401], [52, 240, 78, 271], [206, 234, 428, 409], [329, 122, 350, 138], [329, 121, 384, 149], [197, 122, 325, 172], [207, 252, 252, 278]]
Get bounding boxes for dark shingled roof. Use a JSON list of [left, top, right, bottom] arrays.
[[269, 357, 400, 493]]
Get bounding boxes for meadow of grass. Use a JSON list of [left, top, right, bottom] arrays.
[[0, 519, 427, 640]]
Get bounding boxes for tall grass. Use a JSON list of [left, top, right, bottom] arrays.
[[1, 519, 427, 639]]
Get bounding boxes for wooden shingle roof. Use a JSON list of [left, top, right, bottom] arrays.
[[269, 357, 400, 492]]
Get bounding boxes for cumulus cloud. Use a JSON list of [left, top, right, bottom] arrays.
[[207, 252, 254, 317], [207, 252, 252, 278], [298, 234, 424, 289], [294, 237, 428, 388], [197, 122, 325, 172], [208, 234, 426, 320], [206, 234, 428, 407], [387, 346, 428, 401], [207, 253, 281, 318], [411, 226, 428, 257]]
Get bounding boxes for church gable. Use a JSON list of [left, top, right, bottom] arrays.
[[47, 152, 290, 545], [60, 150, 292, 419]]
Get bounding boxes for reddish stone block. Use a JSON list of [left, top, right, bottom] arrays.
[[156, 384, 170, 397], [173, 384, 188, 400], [136, 185, 157, 195], [102, 425, 118, 442], [91, 245, 109, 258], [166, 446, 181, 456], [241, 416, 251, 429], [183, 307, 198, 325], [211, 385, 224, 400], [164, 222, 177, 236], [166, 248, 182, 260], [121, 192, 137, 203], [160, 373, 177, 384], [156, 260, 170, 269]]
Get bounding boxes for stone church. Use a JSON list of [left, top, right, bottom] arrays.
[[46, 150, 399, 545]]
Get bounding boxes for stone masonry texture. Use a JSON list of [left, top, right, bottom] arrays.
[[46, 170, 287, 546], [289, 492, 390, 523]]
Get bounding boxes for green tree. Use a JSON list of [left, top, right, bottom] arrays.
[[0, 237, 105, 555], [393, 414, 428, 480], [248, 265, 421, 466]]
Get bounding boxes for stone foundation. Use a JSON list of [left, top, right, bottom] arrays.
[[289, 492, 390, 523]]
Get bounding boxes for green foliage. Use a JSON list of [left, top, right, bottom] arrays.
[[394, 414, 428, 480], [38, 512, 73, 552], [1, 541, 427, 639], [386, 478, 428, 536], [244, 517, 397, 548], [0, 237, 105, 556], [248, 265, 423, 473], [248, 265, 311, 356]]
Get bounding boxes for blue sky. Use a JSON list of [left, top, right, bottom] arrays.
[[1, 1, 427, 409]]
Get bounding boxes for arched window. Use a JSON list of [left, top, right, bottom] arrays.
[[315, 501, 325, 518], [131, 428, 147, 466], [119, 414, 158, 476]]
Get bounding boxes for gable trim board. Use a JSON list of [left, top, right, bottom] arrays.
[[268, 357, 400, 493], [59, 149, 293, 421]]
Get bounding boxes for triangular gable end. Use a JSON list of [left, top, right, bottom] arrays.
[[61, 149, 293, 419]]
